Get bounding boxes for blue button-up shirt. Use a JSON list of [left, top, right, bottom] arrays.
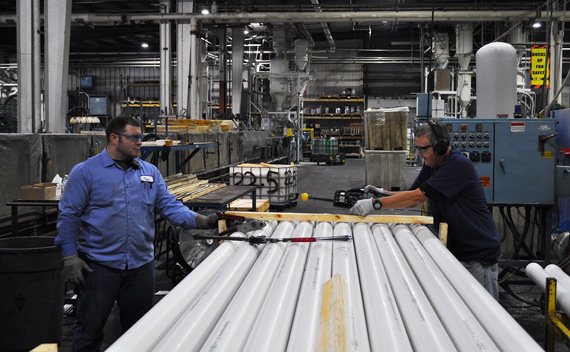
[[55, 148, 198, 270]]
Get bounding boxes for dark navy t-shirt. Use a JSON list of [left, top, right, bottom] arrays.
[[410, 147, 501, 262]]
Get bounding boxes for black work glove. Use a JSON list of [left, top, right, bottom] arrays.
[[195, 213, 220, 229], [63, 255, 93, 288]]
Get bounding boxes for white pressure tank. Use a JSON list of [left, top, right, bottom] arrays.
[[476, 42, 517, 118]]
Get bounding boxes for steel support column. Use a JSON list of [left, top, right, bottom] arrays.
[[176, 0, 193, 116], [44, 0, 71, 133]]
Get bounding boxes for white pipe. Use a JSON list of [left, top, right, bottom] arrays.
[[352, 223, 413, 352], [154, 225, 277, 352], [371, 224, 457, 352], [411, 225, 543, 352], [242, 221, 314, 352], [529, 263, 570, 317], [106, 232, 247, 352], [287, 222, 333, 352], [331, 223, 370, 352], [61, 10, 569, 24], [546, 265, 570, 295], [391, 224, 498, 352], [200, 220, 292, 352]]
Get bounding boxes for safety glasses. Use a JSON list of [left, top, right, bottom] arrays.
[[414, 144, 433, 153], [117, 133, 143, 142]]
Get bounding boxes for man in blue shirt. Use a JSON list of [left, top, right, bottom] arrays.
[[56, 117, 219, 351], [350, 120, 501, 299]]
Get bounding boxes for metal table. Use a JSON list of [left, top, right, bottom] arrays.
[[183, 185, 258, 211], [6, 199, 60, 236], [140, 142, 217, 175]]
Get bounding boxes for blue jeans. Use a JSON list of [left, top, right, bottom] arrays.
[[73, 260, 155, 352], [461, 260, 499, 301]]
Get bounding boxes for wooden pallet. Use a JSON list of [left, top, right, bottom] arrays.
[[228, 198, 270, 212]]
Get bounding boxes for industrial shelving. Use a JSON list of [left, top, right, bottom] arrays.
[[303, 97, 364, 157]]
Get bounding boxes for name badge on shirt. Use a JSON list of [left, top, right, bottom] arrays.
[[141, 176, 154, 183]]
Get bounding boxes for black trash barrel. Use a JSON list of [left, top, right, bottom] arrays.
[[0, 236, 64, 352]]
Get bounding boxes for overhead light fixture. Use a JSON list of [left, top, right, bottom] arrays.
[[533, 21, 542, 28], [141, 42, 149, 48], [201, 8, 210, 15]]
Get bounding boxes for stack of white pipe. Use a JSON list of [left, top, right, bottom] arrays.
[[287, 222, 333, 352], [331, 223, 370, 351], [107, 222, 543, 352], [201, 220, 291, 352], [527, 262, 570, 316]]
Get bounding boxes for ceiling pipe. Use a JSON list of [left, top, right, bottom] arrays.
[[310, 0, 335, 52], [0, 10, 563, 25]]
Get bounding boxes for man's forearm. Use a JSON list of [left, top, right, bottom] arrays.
[[379, 189, 427, 209]]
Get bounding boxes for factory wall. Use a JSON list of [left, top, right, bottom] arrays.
[[0, 130, 271, 219]]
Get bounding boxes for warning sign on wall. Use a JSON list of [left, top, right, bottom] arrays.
[[531, 45, 550, 88]]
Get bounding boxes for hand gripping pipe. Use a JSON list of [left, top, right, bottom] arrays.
[[371, 224, 457, 352], [391, 224, 498, 352], [528, 263, 570, 316], [200, 221, 294, 352], [352, 223, 413, 352], [287, 222, 333, 352], [242, 221, 315, 351], [411, 224, 543, 352], [331, 222, 370, 352], [154, 223, 278, 352], [105, 232, 249, 352]]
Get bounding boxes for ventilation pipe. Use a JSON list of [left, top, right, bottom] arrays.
[[270, 26, 288, 111], [232, 27, 245, 115], [159, 0, 171, 115], [310, 0, 335, 52], [455, 24, 473, 118]]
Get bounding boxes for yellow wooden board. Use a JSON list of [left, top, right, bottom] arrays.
[[224, 211, 433, 224]]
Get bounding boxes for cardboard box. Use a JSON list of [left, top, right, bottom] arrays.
[[21, 183, 58, 200]]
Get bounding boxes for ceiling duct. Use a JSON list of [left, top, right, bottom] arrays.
[[310, 0, 335, 52], [432, 33, 449, 70]]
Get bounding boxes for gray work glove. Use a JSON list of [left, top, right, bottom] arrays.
[[195, 213, 220, 229], [363, 184, 384, 197], [350, 198, 374, 217], [63, 255, 93, 288]]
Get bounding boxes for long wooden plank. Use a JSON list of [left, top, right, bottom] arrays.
[[224, 211, 433, 224]]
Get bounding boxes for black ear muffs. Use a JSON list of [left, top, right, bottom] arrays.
[[428, 119, 449, 156]]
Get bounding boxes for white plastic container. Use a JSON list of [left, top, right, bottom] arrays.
[[230, 165, 298, 207]]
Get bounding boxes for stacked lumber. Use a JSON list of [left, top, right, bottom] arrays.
[[165, 173, 226, 202], [156, 119, 235, 133]]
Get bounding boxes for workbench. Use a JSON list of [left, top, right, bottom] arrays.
[[183, 185, 258, 211], [6, 199, 59, 237], [140, 142, 218, 176]]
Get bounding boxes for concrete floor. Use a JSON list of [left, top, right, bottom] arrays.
[[57, 158, 566, 351]]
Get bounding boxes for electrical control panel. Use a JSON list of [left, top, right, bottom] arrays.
[[441, 119, 557, 205]]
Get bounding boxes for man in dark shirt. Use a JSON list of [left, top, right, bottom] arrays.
[[350, 119, 501, 299]]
